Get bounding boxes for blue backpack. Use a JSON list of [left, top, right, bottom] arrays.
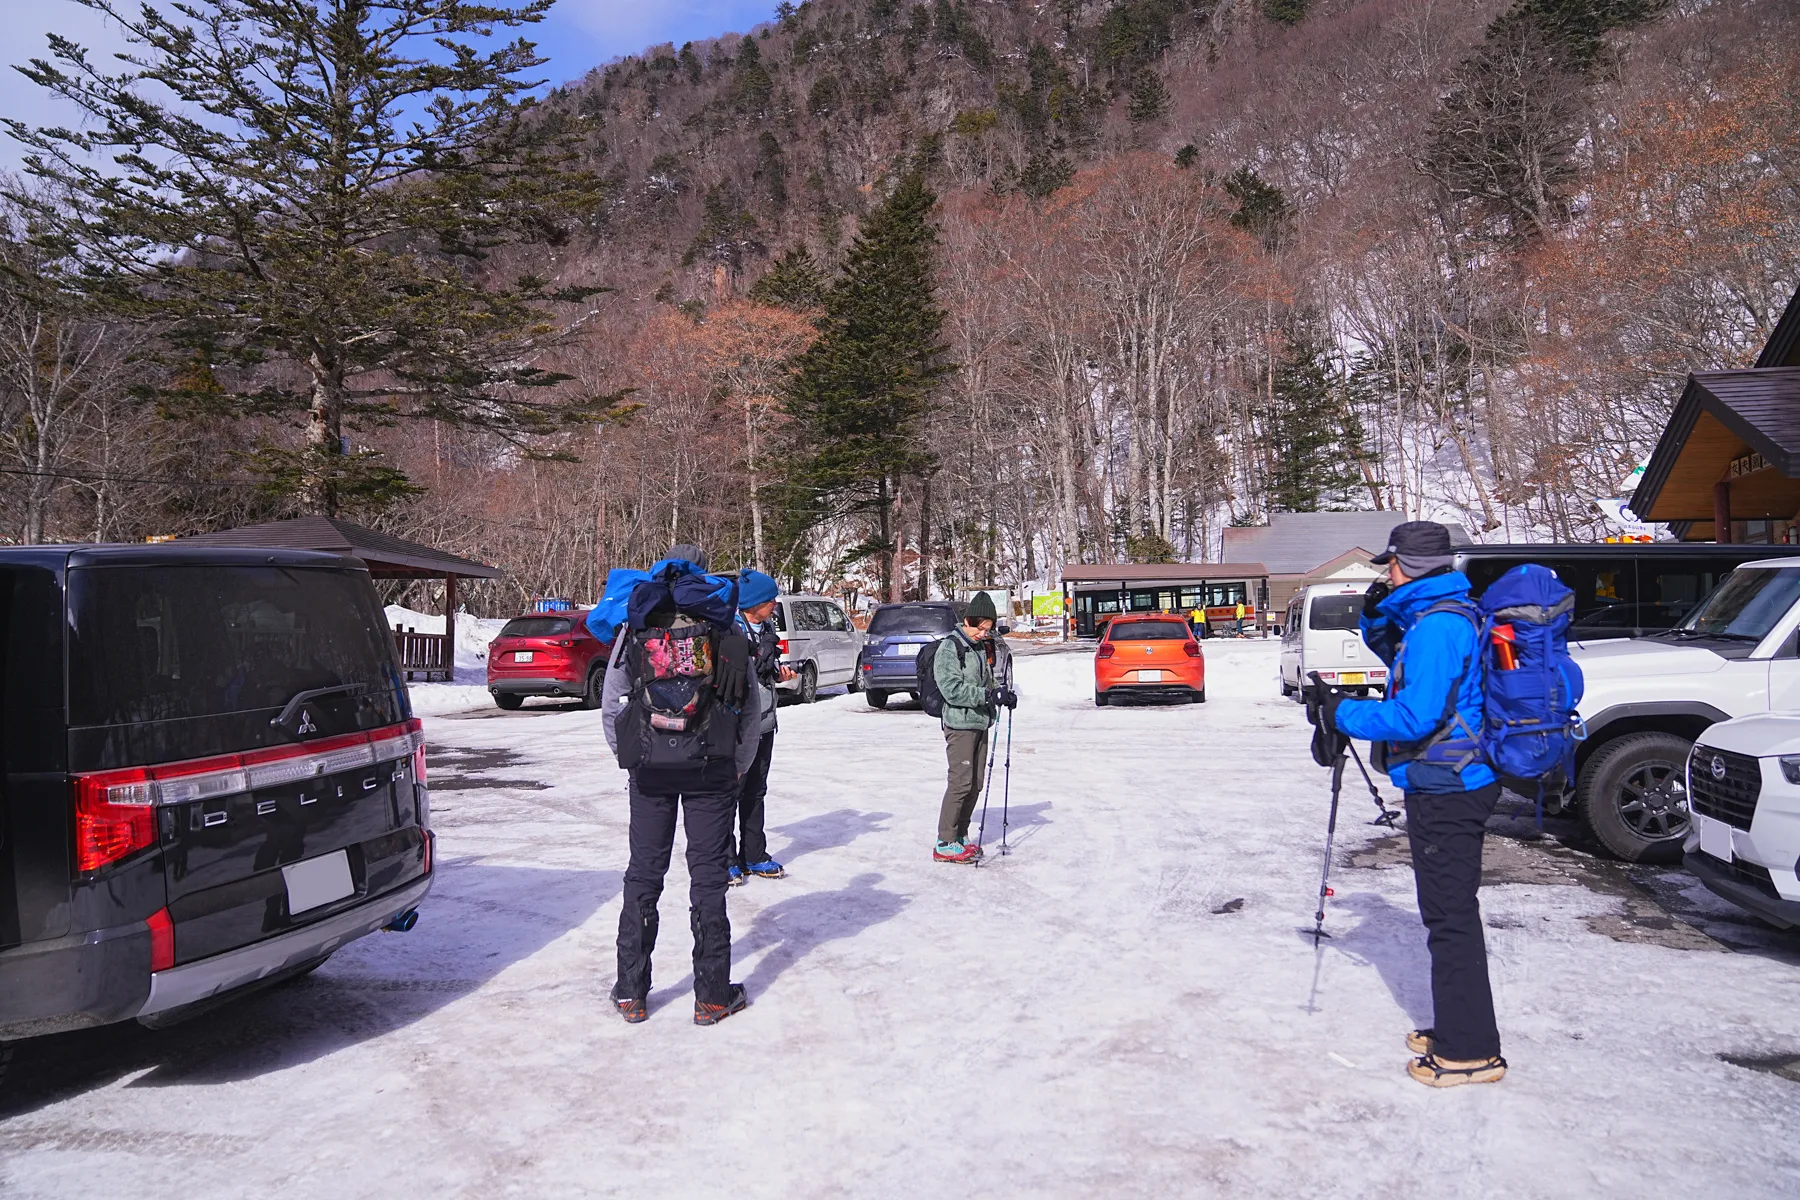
[[1424, 564, 1585, 789]]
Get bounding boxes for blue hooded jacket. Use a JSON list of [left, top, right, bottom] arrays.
[[1334, 570, 1495, 794]]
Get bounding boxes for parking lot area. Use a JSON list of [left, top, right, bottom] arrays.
[[3, 640, 1799, 1198]]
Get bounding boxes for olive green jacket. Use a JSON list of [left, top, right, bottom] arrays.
[[934, 627, 997, 731]]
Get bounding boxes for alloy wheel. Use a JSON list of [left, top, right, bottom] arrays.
[[1616, 758, 1690, 841]]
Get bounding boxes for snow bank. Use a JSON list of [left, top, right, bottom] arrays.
[[386, 604, 511, 712]]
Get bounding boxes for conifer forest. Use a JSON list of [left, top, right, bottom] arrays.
[[2, 0, 1795, 611]]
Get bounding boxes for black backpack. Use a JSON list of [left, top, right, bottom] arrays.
[[916, 636, 970, 719], [614, 614, 748, 770]]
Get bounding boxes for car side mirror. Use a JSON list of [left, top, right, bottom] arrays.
[[998, 622, 1012, 635]]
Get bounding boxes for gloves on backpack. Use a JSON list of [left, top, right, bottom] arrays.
[[1361, 579, 1391, 618], [713, 629, 750, 709]]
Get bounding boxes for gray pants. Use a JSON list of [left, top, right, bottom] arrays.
[[938, 728, 991, 845]]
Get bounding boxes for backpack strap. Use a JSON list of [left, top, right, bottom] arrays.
[[1392, 598, 1485, 770]]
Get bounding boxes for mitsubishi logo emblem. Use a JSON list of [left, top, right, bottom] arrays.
[[298, 709, 319, 735], [1711, 755, 1727, 781]]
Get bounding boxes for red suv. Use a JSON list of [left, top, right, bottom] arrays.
[[486, 611, 610, 710]]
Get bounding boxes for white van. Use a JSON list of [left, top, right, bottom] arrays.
[[771, 594, 863, 703], [1278, 582, 1388, 700]]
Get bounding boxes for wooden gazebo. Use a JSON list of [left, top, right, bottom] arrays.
[[180, 516, 503, 681]]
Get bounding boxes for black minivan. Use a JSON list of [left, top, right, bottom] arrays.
[[0, 545, 432, 1049]]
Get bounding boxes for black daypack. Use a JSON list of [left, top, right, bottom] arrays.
[[916, 636, 972, 719], [614, 613, 749, 770]]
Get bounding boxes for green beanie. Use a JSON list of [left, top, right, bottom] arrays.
[[966, 592, 998, 622]]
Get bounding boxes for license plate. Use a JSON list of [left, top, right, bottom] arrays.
[[893, 643, 921, 657], [515, 650, 534, 663], [1341, 672, 1365, 684], [1136, 669, 1165, 682], [1697, 814, 1733, 862], [284, 850, 355, 915]]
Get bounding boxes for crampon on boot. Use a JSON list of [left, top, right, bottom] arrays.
[[727, 864, 746, 887], [1408, 1053, 1506, 1088], [694, 983, 749, 1026], [933, 840, 980, 864], [748, 859, 786, 879], [1406, 1029, 1435, 1055]]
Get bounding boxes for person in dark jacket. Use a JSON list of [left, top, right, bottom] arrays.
[[1317, 521, 1507, 1088], [602, 543, 759, 1026], [728, 570, 793, 884]]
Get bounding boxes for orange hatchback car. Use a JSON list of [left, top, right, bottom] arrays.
[[1094, 615, 1206, 706]]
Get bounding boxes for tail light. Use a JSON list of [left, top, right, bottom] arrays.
[[1184, 641, 1201, 658], [778, 639, 789, 655], [1097, 643, 1115, 659], [145, 906, 175, 971], [74, 768, 158, 872]]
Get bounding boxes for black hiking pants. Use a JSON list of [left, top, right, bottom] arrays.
[[616, 767, 736, 1006], [1405, 783, 1503, 1061], [729, 731, 775, 870]]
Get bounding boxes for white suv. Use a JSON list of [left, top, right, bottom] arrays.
[[1568, 558, 1800, 862], [1683, 714, 1800, 928]]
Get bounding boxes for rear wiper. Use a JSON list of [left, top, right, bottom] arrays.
[[271, 683, 372, 737]]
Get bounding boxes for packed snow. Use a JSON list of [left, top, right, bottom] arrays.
[[4, 641, 1800, 1196], [385, 604, 509, 715]]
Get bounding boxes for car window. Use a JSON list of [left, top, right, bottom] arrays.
[[868, 604, 956, 636], [1107, 621, 1189, 641], [1682, 566, 1800, 641], [793, 601, 826, 632], [68, 566, 401, 730], [1308, 596, 1362, 631], [770, 602, 787, 633], [822, 603, 848, 632], [498, 617, 572, 638]]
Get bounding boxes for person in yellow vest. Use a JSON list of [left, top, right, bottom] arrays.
[[1234, 600, 1247, 637]]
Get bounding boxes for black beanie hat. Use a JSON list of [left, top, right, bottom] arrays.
[[966, 592, 998, 622]]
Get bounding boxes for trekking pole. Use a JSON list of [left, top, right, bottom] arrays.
[[1000, 700, 1014, 857], [1309, 749, 1348, 945], [1346, 741, 1399, 827], [975, 729, 999, 864]]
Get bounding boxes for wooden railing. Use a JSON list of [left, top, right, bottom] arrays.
[[393, 628, 451, 682]]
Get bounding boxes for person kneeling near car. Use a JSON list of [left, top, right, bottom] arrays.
[[932, 592, 1016, 864], [1313, 521, 1507, 1088]]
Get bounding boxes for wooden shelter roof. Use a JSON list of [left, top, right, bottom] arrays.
[[180, 515, 503, 580]]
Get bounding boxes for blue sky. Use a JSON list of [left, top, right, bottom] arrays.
[[0, 1, 780, 174]]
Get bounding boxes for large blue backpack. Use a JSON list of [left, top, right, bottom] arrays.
[[1422, 564, 1585, 788]]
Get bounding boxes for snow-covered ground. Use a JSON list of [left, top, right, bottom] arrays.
[[5, 641, 1800, 1196], [385, 604, 508, 715]]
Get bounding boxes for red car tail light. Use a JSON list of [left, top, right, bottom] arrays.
[[145, 906, 175, 971], [1184, 641, 1201, 658], [407, 717, 428, 787], [73, 767, 158, 873], [1096, 643, 1115, 659], [778, 639, 789, 655]]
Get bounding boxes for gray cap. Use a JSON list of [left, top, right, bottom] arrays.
[[666, 542, 708, 570]]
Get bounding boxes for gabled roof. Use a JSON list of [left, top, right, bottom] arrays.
[[180, 515, 503, 579], [1222, 511, 1467, 576], [1755, 285, 1800, 369], [1631, 366, 1800, 520]]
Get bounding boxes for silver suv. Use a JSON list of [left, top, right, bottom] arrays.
[[771, 594, 863, 703]]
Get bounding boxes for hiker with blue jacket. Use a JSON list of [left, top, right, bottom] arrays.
[[728, 570, 792, 885], [932, 592, 1016, 863], [602, 543, 760, 1026], [1312, 521, 1507, 1089]]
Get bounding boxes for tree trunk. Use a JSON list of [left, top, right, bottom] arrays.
[[919, 474, 933, 601], [877, 473, 894, 600], [745, 392, 765, 571], [304, 350, 347, 516]]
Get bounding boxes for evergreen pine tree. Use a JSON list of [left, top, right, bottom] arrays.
[[1266, 323, 1363, 513], [1128, 71, 1170, 125], [1262, 0, 1311, 24], [785, 174, 954, 596], [750, 248, 826, 311], [5, 0, 615, 516]]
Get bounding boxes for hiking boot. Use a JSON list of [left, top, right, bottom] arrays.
[[1406, 1028, 1434, 1055], [933, 840, 980, 864], [1408, 1053, 1506, 1088], [727, 864, 746, 887], [694, 983, 749, 1026], [748, 859, 786, 879], [609, 983, 647, 1024]]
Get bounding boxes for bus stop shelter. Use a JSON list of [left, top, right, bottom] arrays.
[[1060, 563, 1272, 638], [180, 515, 503, 681]]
